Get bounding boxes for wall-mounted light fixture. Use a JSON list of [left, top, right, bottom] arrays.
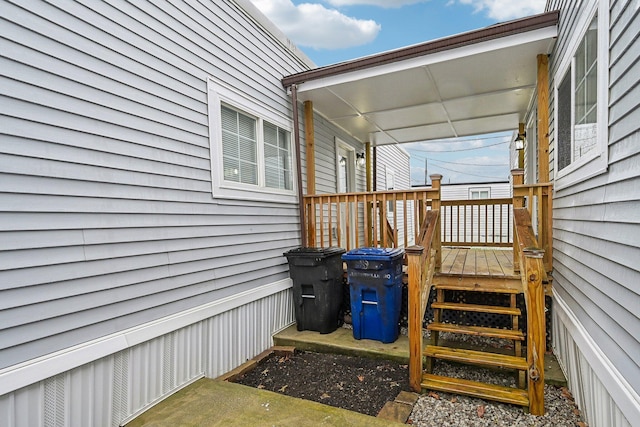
[[514, 131, 526, 151], [356, 152, 366, 168]]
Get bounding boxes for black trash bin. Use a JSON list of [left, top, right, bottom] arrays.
[[284, 247, 346, 334]]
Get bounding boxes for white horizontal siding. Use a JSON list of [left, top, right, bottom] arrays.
[[376, 145, 414, 246], [0, 0, 309, 371], [545, 1, 640, 425], [0, 284, 294, 427], [553, 293, 638, 427], [440, 182, 510, 200]]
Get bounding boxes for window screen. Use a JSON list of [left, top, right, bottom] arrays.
[[264, 122, 292, 190], [221, 105, 257, 185]]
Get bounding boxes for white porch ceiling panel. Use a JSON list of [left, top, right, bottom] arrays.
[[288, 12, 558, 146]]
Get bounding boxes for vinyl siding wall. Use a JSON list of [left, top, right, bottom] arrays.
[[1, 0, 309, 396], [376, 144, 413, 246], [0, 285, 294, 427], [546, 0, 640, 425]]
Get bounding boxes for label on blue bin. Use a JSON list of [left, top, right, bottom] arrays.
[[349, 271, 391, 280]]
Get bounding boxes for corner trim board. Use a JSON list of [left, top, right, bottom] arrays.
[[0, 279, 293, 396]]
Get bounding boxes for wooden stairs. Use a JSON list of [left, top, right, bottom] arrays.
[[407, 207, 548, 415], [421, 273, 531, 407]]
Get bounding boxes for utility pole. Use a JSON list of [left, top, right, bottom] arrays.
[[424, 158, 428, 186]]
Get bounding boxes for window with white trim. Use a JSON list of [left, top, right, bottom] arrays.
[[208, 78, 295, 202], [469, 187, 490, 200], [554, 2, 608, 188]]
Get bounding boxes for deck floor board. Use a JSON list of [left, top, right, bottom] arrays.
[[441, 247, 516, 278]]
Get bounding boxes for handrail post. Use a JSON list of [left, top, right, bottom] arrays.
[[429, 174, 442, 271], [406, 245, 425, 392], [307, 197, 316, 247], [522, 248, 545, 416], [511, 169, 524, 272], [543, 185, 553, 272]]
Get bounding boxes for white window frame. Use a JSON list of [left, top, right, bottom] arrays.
[[335, 138, 356, 193], [386, 166, 396, 213], [553, 0, 609, 190], [469, 187, 490, 200], [207, 77, 296, 203]]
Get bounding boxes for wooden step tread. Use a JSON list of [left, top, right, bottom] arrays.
[[422, 373, 529, 407], [431, 302, 521, 316], [424, 345, 528, 370], [434, 276, 522, 294], [427, 322, 524, 341]]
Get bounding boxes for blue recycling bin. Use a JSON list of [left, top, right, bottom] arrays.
[[342, 247, 404, 343]]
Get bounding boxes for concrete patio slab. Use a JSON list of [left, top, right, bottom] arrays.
[[124, 378, 402, 427]]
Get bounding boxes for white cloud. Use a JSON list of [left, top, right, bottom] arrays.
[[454, 0, 546, 20], [250, 0, 380, 49], [326, 0, 428, 7]]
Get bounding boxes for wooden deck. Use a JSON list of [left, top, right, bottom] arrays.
[[440, 247, 517, 278]]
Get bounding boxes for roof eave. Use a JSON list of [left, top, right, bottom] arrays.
[[282, 10, 559, 88]]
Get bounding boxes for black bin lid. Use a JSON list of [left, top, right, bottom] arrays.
[[284, 246, 346, 259]]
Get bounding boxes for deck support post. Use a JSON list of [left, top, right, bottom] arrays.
[[537, 54, 550, 183], [407, 245, 425, 392], [429, 174, 442, 271], [522, 248, 545, 416], [511, 169, 524, 272], [304, 100, 316, 246], [290, 85, 307, 247]]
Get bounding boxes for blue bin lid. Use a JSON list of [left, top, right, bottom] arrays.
[[342, 247, 404, 261]]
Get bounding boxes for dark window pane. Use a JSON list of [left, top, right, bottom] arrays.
[[558, 71, 572, 171]]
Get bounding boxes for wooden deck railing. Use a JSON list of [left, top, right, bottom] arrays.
[[406, 210, 440, 392], [512, 170, 553, 272], [303, 176, 442, 252], [513, 207, 546, 416], [440, 198, 513, 247]]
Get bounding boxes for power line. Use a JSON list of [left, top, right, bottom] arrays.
[[427, 158, 508, 167], [429, 163, 506, 180], [413, 133, 511, 144], [409, 140, 509, 153]]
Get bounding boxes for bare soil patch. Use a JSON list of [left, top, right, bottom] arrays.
[[234, 350, 410, 417]]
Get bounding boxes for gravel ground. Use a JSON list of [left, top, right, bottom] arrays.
[[408, 362, 585, 426], [407, 331, 586, 426]]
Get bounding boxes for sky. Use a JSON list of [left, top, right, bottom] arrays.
[[250, 0, 547, 185]]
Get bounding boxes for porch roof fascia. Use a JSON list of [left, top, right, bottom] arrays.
[[281, 10, 559, 89]]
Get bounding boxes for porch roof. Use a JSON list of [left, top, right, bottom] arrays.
[[282, 11, 558, 146]]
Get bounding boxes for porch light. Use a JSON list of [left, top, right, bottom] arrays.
[[356, 152, 366, 168], [514, 132, 526, 150]]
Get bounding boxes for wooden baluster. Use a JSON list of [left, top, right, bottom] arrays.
[[543, 185, 553, 272], [512, 169, 524, 272], [346, 194, 352, 251], [485, 204, 489, 245], [308, 197, 316, 247], [372, 194, 379, 247], [393, 192, 398, 248], [318, 196, 325, 247], [430, 174, 442, 271], [403, 193, 408, 248], [364, 195, 370, 247], [328, 196, 333, 247]]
